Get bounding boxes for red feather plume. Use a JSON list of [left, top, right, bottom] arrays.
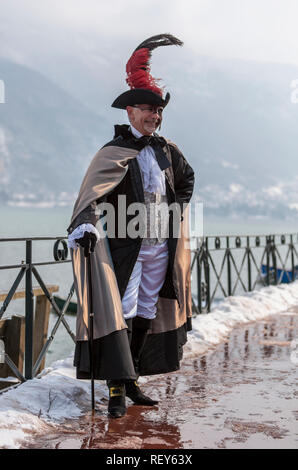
[[126, 48, 162, 96], [125, 34, 183, 97]]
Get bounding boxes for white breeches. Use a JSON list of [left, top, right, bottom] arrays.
[[121, 242, 169, 320]]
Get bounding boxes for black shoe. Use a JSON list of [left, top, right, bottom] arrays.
[[126, 380, 159, 406], [108, 384, 126, 418]]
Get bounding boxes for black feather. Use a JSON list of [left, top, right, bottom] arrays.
[[134, 33, 183, 53]]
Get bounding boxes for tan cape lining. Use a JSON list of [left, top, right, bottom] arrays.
[[70, 143, 192, 341]]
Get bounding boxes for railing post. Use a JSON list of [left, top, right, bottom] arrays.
[[290, 234, 295, 282], [196, 240, 201, 313], [226, 236, 232, 296], [205, 237, 210, 312], [272, 235, 277, 285], [247, 236, 252, 292], [25, 240, 34, 379], [266, 236, 271, 286], [196, 238, 210, 313]]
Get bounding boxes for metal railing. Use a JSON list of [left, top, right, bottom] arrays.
[[192, 233, 298, 314], [0, 237, 75, 385], [0, 232, 298, 391]]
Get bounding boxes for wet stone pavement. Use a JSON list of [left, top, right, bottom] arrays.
[[25, 311, 298, 449]]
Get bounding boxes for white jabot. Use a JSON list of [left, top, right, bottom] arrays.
[[130, 125, 166, 195]]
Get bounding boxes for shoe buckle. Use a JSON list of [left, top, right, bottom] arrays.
[[109, 386, 124, 397]]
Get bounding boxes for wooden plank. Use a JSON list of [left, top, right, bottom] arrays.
[[0, 284, 60, 378], [0, 285, 59, 302], [33, 295, 51, 374], [0, 380, 19, 391], [0, 315, 25, 378]]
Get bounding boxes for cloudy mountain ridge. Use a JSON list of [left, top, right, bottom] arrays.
[[0, 58, 110, 206], [1, 56, 298, 218]]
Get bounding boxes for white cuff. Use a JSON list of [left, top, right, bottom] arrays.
[[68, 223, 100, 250]]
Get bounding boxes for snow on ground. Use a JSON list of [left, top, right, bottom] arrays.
[[185, 280, 298, 356], [0, 281, 298, 448]]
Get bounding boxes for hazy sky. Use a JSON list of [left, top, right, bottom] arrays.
[[1, 1, 298, 212], [1, 0, 298, 67]]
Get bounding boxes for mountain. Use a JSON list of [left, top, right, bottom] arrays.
[[159, 55, 298, 218], [1, 55, 298, 219], [38, 49, 298, 191], [0, 58, 110, 206]]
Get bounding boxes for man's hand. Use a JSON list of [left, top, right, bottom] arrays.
[[75, 231, 97, 258]]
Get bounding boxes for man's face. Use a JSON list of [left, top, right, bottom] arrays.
[[126, 104, 163, 135]]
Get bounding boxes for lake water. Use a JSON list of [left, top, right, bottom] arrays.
[[0, 205, 297, 366]]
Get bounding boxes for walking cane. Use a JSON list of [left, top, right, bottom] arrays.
[[87, 252, 95, 412]]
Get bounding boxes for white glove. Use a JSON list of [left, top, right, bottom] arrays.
[[68, 223, 100, 250]]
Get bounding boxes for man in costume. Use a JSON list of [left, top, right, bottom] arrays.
[[67, 34, 195, 418]]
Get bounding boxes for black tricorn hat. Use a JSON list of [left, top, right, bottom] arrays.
[[111, 34, 183, 110], [112, 89, 170, 109]]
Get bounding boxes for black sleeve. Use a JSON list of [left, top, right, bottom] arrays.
[[67, 200, 99, 234], [169, 143, 195, 211]]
